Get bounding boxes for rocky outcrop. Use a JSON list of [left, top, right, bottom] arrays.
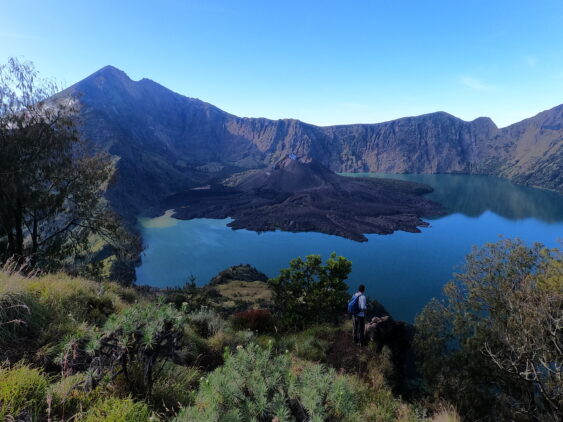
[[59, 66, 562, 220], [208, 264, 268, 286]]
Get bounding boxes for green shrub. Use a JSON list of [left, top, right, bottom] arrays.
[[0, 291, 46, 356], [86, 302, 187, 399], [174, 343, 369, 422], [187, 307, 225, 338], [83, 397, 153, 422], [0, 363, 49, 421], [415, 239, 563, 421], [151, 363, 200, 413], [207, 327, 254, 353], [0, 270, 133, 362], [111, 361, 200, 414], [268, 254, 351, 331], [48, 372, 102, 420], [289, 362, 365, 422], [279, 325, 336, 362]]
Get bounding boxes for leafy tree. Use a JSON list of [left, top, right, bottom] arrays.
[[268, 253, 352, 331], [0, 57, 138, 277], [414, 239, 562, 421]]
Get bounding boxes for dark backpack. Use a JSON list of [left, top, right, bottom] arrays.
[[347, 294, 363, 315]]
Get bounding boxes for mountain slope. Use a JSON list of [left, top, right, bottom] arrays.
[[61, 66, 562, 218]]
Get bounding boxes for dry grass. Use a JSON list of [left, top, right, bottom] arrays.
[[431, 406, 461, 422], [216, 280, 272, 304], [1, 271, 131, 310]]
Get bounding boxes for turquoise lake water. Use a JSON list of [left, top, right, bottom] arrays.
[[136, 174, 563, 322]]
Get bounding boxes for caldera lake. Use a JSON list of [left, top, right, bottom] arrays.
[[136, 174, 563, 322]]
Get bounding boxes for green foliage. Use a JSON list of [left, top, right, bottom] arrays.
[[289, 363, 365, 422], [0, 270, 134, 363], [151, 363, 200, 413], [174, 343, 371, 422], [279, 325, 336, 362], [83, 397, 153, 422], [0, 291, 45, 356], [0, 363, 49, 421], [268, 253, 352, 331], [206, 326, 254, 354], [414, 239, 563, 421], [187, 306, 225, 338], [48, 372, 103, 419], [86, 302, 187, 399]]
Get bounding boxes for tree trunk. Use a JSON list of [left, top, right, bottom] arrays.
[[14, 202, 24, 259], [31, 210, 38, 263]]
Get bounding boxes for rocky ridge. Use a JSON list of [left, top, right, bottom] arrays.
[[59, 66, 562, 220]]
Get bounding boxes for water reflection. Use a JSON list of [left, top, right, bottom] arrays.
[[343, 173, 563, 222]]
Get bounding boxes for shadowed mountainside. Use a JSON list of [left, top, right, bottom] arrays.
[[60, 66, 562, 219]]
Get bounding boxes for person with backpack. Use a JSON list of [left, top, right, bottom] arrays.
[[348, 284, 367, 345]]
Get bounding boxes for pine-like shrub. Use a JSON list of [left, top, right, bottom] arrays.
[[174, 343, 368, 422], [0, 363, 49, 421], [85, 302, 187, 399], [175, 343, 293, 421], [289, 362, 365, 422]]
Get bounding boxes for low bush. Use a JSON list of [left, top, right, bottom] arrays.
[[174, 343, 371, 422], [0, 270, 135, 363], [206, 327, 254, 353], [187, 307, 225, 338], [0, 363, 49, 421], [83, 396, 154, 422], [48, 372, 102, 420], [231, 308, 275, 333], [0, 291, 46, 357], [289, 361, 366, 421], [151, 363, 201, 413], [86, 302, 187, 399], [279, 325, 336, 362]]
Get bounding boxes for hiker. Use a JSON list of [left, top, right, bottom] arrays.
[[348, 284, 367, 345]]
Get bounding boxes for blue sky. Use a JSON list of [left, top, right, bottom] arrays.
[[1, 0, 562, 127]]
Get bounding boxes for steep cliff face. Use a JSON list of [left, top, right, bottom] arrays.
[[495, 105, 563, 192], [61, 66, 562, 217]]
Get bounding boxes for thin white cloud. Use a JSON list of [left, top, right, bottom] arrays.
[[459, 76, 494, 91]]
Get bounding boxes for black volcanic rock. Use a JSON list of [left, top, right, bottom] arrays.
[[57, 66, 562, 222], [159, 157, 443, 242]]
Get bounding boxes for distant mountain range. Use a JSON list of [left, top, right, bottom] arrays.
[[61, 66, 562, 219]]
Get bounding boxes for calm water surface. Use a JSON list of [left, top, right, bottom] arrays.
[[136, 174, 563, 322]]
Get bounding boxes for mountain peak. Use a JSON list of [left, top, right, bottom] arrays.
[[81, 65, 133, 86], [94, 65, 129, 78]]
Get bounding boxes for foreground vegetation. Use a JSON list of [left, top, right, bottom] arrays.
[[0, 239, 560, 421]]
